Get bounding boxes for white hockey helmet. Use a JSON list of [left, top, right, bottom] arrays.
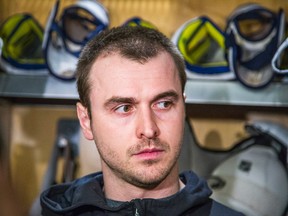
[[208, 134, 288, 216]]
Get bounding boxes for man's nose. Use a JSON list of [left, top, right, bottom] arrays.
[[136, 108, 160, 139]]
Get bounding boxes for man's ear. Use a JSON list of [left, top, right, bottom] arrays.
[[76, 102, 94, 140]]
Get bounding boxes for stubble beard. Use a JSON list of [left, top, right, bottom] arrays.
[[97, 138, 182, 189]]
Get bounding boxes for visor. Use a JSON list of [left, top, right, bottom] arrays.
[[226, 3, 285, 88], [0, 13, 47, 75], [43, 0, 109, 80], [122, 17, 157, 29], [172, 16, 233, 80]]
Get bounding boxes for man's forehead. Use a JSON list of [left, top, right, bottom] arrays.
[[91, 51, 177, 77]]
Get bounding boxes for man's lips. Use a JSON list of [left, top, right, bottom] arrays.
[[133, 148, 164, 160]]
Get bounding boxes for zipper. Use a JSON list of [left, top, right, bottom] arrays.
[[133, 199, 143, 216], [135, 208, 140, 216]]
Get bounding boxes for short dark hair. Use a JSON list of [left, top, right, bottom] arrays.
[[76, 26, 186, 116]]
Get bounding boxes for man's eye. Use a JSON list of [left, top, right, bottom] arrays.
[[115, 105, 133, 113], [156, 101, 172, 109]]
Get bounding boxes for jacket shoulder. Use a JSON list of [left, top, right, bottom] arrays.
[[181, 199, 245, 216], [210, 200, 245, 216]]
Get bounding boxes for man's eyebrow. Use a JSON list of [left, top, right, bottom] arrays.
[[104, 90, 180, 108], [152, 90, 180, 103], [104, 97, 136, 108]]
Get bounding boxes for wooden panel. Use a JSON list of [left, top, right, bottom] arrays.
[[0, 0, 286, 37], [9, 105, 77, 212], [102, 0, 287, 36], [189, 118, 248, 150]]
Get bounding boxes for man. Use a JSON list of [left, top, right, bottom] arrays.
[[41, 26, 244, 215]]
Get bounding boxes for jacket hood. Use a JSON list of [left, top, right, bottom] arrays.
[[41, 171, 213, 215]]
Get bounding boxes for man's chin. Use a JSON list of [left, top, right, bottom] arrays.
[[126, 167, 171, 189]]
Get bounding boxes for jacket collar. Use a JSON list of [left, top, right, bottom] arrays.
[[41, 171, 212, 215]]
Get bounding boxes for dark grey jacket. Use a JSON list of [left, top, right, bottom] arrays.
[[41, 171, 245, 216]]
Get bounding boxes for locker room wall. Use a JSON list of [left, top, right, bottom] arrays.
[[0, 0, 287, 213]]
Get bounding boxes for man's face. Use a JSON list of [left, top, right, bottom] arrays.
[[77, 51, 185, 188]]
